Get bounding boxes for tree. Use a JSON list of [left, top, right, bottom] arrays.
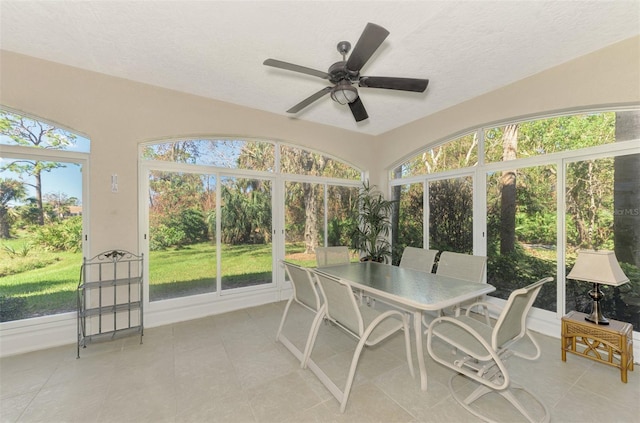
[[280, 147, 329, 253], [0, 112, 77, 225], [429, 178, 473, 253], [500, 124, 518, 254], [148, 171, 212, 249], [220, 180, 272, 245], [0, 178, 27, 238], [613, 110, 640, 267], [43, 192, 78, 221]]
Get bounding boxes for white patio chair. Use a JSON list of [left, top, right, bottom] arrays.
[[399, 246, 438, 273], [426, 277, 554, 423], [435, 251, 489, 324], [315, 246, 350, 268], [276, 261, 324, 367], [305, 270, 414, 413], [316, 245, 368, 303]]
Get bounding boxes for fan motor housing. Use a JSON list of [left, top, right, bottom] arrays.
[[328, 61, 358, 84]]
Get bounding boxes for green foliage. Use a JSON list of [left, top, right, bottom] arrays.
[[484, 113, 615, 162], [0, 253, 58, 277], [393, 183, 423, 265], [397, 132, 478, 177], [0, 111, 78, 149], [428, 178, 473, 253], [327, 218, 342, 246], [150, 208, 207, 250], [33, 216, 82, 252], [0, 178, 27, 238], [220, 181, 272, 245], [515, 212, 556, 245], [150, 224, 187, 250], [349, 182, 395, 262], [14, 199, 42, 227], [178, 208, 208, 243], [2, 242, 33, 258], [566, 158, 614, 248], [487, 249, 557, 311], [0, 294, 27, 322]]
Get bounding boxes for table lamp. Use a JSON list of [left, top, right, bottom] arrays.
[[567, 250, 629, 325]]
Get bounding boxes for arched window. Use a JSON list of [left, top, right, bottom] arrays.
[[140, 138, 362, 302], [390, 109, 640, 331], [0, 109, 89, 322]]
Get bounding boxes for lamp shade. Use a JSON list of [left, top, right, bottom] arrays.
[[567, 250, 629, 286]]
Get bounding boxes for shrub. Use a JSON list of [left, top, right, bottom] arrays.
[[33, 216, 82, 252], [2, 242, 33, 258], [149, 208, 208, 250], [150, 224, 186, 250], [516, 212, 556, 245]]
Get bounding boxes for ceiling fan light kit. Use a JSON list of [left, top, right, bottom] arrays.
[[330, 81, 358, 105], [264, 22, 429, 122]]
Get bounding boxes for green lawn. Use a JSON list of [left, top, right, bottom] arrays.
[[0, 240, 307, 321], [148, 243, 277, 300]]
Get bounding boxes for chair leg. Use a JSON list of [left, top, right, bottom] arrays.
[[461, 382, 493, 405], [452, 375, 550, 423], [482, 304, 491, 326], [302, 305, 326, 369], [301, 309, 325, 369], [276, 297, 294, 341], [340, 336, 368, 413], [500, 387, 549, 423], [402, 314, 415, 378]]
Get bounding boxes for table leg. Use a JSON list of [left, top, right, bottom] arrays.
[[414, 310, 428, 390]]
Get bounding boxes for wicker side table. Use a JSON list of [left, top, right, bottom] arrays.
[[561, 310, 634, 383]]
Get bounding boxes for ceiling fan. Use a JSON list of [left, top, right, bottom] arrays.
[[263, 22, 429, 122]]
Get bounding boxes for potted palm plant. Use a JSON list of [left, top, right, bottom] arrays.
[[349, 182, 396, 263]]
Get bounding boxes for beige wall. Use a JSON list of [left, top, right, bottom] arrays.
[[1, 36, 639, 252]]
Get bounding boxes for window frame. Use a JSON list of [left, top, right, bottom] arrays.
[[388, 107, 640, 338]]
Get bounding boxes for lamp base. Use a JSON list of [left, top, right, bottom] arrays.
[[585, 282, 609, 325], [584, 312, 609, 325]]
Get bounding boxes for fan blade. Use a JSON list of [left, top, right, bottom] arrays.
[[346, 23, 389, 73], [348, 97, 369, 122], [287, 87, 332, 113], [359, 76, 429, 92], [264, 59, 330, 79]]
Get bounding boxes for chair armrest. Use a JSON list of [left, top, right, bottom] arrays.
[[510, 329, 542, 361], [426, 316, 509, 390]]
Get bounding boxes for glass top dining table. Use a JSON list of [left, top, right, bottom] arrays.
[[315, 261, 496, 390]]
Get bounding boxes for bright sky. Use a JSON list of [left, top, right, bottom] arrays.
[[0, 159, 83, 205], [1, 122, 89, 206]]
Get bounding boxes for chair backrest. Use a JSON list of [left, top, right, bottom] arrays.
[[283, 261, 321, 312], [436, 251, 486, 283], [492, 277, 554, 350], [399, 247, 438, 273], [313, 271, 363, 336], [316, 246, 350, 268]]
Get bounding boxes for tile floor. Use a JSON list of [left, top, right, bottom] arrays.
[[1, 301, 638, 422]]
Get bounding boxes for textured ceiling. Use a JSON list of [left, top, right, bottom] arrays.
[[1, 1, 639, 135]]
